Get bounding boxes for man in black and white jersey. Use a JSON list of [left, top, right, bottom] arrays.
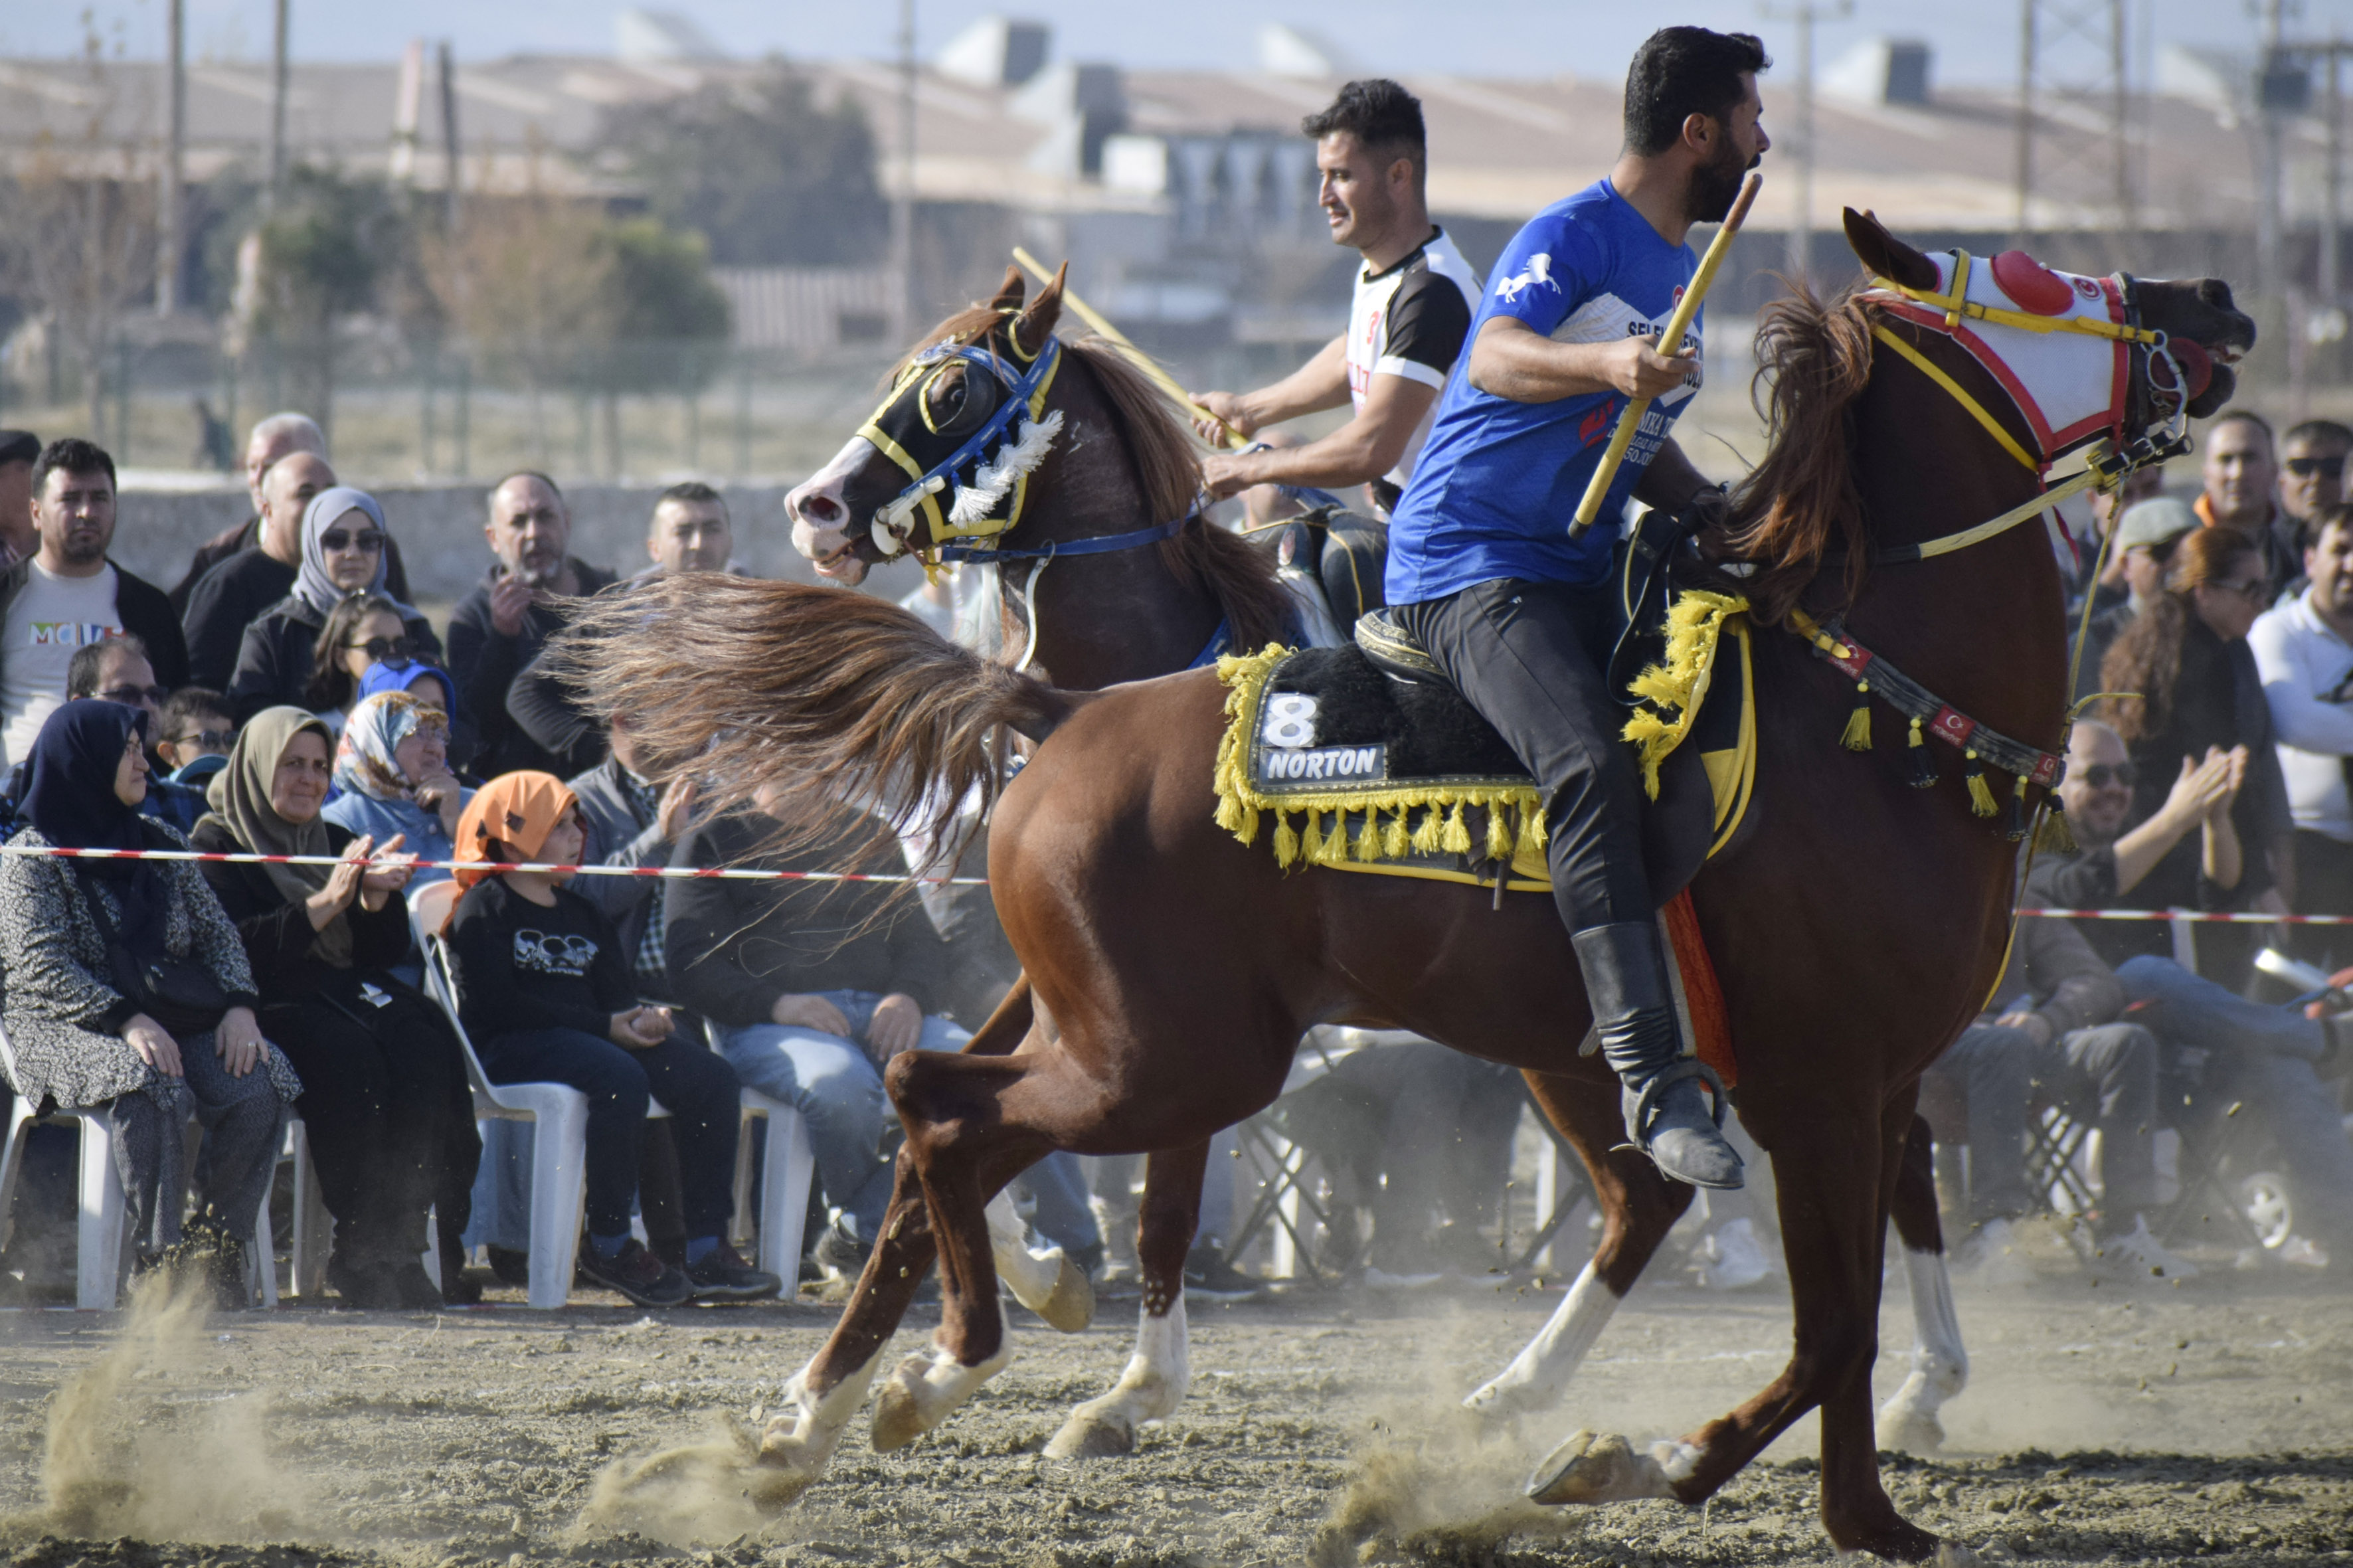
[[1191, 79, 1482, 620]]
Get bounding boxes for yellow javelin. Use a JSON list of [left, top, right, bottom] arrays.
[[1569, 171, 1763, 535], [1011, 245, 1248, 451]]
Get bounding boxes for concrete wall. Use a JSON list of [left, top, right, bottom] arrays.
[[110, 482, 930, 612]]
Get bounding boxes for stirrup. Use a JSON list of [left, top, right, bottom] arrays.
[[1621, 1057, 1731, 1145]]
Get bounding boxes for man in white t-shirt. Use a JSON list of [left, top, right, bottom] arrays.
[[0, 439, 188, 767], [1189, 81, 1483, 620]]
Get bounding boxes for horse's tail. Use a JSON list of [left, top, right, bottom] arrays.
[[557, 572, 1073, 858]]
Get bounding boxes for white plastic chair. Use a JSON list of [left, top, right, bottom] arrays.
[[699, 1016, 816, 1282], [0, 1021, 277, 1309], [410, 881, 595, 1308]]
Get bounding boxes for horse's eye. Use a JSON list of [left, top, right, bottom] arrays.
[[928, 371, 968, 422]]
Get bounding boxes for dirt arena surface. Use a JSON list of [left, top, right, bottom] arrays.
[[1, 1254, 2348, 1568]]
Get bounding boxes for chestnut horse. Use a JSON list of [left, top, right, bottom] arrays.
[[582, 218, 2250, 1559], [780, 262, 1975, 1462]]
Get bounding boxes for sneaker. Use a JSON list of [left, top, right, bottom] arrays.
[[578, 1238, 695, 1307], [1695, 1217, 1775, 1291], [811, 1217, 871, 1281], [385, 1259, 446, 1310], [1181, 1243, 1266, 1302], [327, 1253, 402, 1310], [485, 1246, 532, 1288], [685, 1241, 784, 1302], [2095, 1216, 2199, 1280]]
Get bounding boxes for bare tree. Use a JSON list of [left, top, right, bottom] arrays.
[[0, 24, 157, 439]]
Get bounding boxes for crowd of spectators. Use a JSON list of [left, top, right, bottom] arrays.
[[0, 418, 1041, 1311]]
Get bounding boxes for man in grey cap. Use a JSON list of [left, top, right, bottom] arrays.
[[0, 431, 39, 572], [2074, 495, 2198, 704]]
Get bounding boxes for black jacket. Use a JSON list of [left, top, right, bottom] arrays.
[[0, 553, 189, 694], [169, 515, 412, 618], [181, 545, 295, 691], [225, 596, 444, 720], [665, 810, 949, 1029], [446, 875, 634, 1044], [444, 559, 618, 778], [191, 816, 412, 1000]]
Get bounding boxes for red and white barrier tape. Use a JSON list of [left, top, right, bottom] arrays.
[[2019, 907, 2353, 924], [0, 843, 986, 885]]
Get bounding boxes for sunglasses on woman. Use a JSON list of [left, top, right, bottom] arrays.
[[2077, 762, 2136, 790], [319, 528, 386, 553], [347, 634, 415, 663]]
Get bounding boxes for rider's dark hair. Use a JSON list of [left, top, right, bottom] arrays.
[[1623, 27, 1771, 157], [1301, 80, 1426, 172]]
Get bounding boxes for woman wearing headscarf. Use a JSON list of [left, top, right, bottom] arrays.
[[189, 707, 482, 1308], [0, 701, 298, 1304], [226, 487, 442, 721], [323, 689, 472, 888], [442, 772, 776, 1308], [357, 657, 479, 776]]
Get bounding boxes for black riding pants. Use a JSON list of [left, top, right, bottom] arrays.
[[1396, 578, 1652, 932]]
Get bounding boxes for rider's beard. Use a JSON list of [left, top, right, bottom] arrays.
[[1686, 143, 1754, 226]]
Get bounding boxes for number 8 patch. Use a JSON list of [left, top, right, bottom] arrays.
[[1261, 693, 1319, 749]]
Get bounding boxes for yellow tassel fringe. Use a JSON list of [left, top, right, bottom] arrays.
[[1621, 590, 1751, 799], [1840, 681, 1873, 751]]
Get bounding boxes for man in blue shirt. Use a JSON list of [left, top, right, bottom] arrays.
[[1387, 27, 1771, 1189]]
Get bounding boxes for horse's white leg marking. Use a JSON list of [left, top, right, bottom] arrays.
[[986, 1189, 1094, 1333], [870, 1337, 1015, 1451], [1463, 1261, 1622, 1420], [1875, 1243, 1968, 1455], [1043, 1295, 1192, 1459], [756, 1348, 887, 1500]]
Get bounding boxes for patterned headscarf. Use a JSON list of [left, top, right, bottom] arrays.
[[357, 658, 460, 714], [452, 771, 578, 893], [333, 689, 446, 802], [294, 487, 418, 620]]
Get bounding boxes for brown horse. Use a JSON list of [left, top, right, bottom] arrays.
[[779, 262, 1978, 1461], [582, 219, 2251, 1559]]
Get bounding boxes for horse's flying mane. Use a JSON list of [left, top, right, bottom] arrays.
[[1725, 280, 1885, 624]]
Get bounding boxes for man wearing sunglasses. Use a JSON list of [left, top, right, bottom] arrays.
[[2278, 420, 2353, 570]]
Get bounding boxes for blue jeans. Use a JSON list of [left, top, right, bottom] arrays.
[[2118, 954, 2353, 1247], [476, 1025, 740, 1241], [717, 990, 968, 1239]]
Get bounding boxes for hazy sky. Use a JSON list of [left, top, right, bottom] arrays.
[[7, 0, 2350, 89]]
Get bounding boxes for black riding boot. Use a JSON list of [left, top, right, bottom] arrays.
[[1571, 921, 1743, 1189]]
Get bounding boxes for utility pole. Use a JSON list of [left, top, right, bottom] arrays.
[[889, 0, 918, 343], [1762, 0, 1849, 288], [2012, 0, 2134, 251], [2327, 33, 2344, 304], [157, 0, 185, 314], [438, 41, 462, 232], [267, 0, 290, 212]]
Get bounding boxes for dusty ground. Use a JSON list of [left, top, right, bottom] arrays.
[[0, 1249, 2348, 1568]]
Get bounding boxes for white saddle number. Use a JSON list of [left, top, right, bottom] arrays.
[[1262, 693, 1319, 750]]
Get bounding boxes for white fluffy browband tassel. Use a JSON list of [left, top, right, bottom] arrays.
[[948, 409, 1064, 527]]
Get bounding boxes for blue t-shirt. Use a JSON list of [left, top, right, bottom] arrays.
[[1385, 180, 1702, 602]]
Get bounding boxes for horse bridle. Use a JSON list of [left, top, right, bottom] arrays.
[[1854, 252, 2194, 566], [853, 319, 1199, 572]]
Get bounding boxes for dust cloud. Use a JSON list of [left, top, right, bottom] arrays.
[[27, 1268, 309, 1543], [576, 1417, 805, 1545]]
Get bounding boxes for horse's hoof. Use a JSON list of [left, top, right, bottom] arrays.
[[1875, 1402, 1947, 1456], [749, 1429, 820, 1508], [869, 1374, 929, 1452], [1036, 1253, 1095, 1334], [1462, 1374, 1543, 1423], [1525, 1429, 1676, 1505], [1043, 1408, 1136, 1459]]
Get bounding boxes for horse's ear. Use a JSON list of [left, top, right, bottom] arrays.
[[1013, 262, 1067, 357], [1843, 208, 1939, 291], [989, 266, 1026, 313]]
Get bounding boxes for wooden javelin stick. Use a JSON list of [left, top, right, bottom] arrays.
[[1011, 244, 1247, 450], [1569, 171, 1763, 535]]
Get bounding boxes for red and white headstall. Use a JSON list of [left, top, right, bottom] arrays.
[[1863, 248, 2208, 470]]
